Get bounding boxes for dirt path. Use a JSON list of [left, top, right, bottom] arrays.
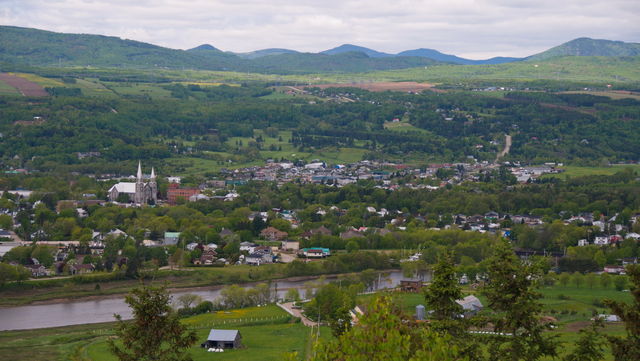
[[278, 301, 318, 327], [495, 134, 512, 163]]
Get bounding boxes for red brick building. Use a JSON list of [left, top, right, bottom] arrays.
[[166, 183, 200, 205]]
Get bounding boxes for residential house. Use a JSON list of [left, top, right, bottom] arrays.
[[603, 265, 625, 274], [594, 237, 609, 246], [340, 229, 364, 240], [195, 249, 218, 265], [25, 264, 48, 277], [260, 227, 288, 241], [281, 240, 300, 251], [164, 232, 181, 246], [69, 264, 95, 275]]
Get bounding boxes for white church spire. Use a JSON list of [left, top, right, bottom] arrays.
[[137, 160, 143, 181], [150, 167, 156, 180]]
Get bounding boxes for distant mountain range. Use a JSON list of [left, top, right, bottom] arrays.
[[0, 26, 638, 74]]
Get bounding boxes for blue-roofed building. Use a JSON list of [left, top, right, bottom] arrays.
[[201, 329, 242, 349]]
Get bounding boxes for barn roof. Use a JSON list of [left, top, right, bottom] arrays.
[[456, 295, 483, 311], [207, 329, 239, 342]]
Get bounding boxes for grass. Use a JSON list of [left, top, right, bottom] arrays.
[[8, 72, 65, 87], [358, 283, 633, 360], [103, 81, 173, 99], [0, 304, 324, 361], [163, 129, 368, 176], [0, 79, 20, 95], [542, 164, 640, 179]]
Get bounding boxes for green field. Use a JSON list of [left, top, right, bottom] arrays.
[[0, 304, 327, 361], [543, 164, 640, 179], [0, 79, 20, 95], [358, 283, 631, 360]]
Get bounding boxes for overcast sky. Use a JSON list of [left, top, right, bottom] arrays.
[[1, 0, 639, 59]]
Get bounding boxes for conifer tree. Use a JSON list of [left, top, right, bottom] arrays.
[[482, 240, 559, 361], [604, 264, 640, 361], [109, 284, 197, 361]]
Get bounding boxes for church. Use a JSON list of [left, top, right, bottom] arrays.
[[108, 162, 158, 205]]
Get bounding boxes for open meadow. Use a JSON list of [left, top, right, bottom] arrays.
[[0, 305, 329, 361]]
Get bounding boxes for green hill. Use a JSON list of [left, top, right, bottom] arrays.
[[0, 26, 242, 70], [0, 26, 443, 74], [527, 38, 640, 61]]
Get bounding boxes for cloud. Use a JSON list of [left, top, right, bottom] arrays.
[[1, 0, 638, 58]]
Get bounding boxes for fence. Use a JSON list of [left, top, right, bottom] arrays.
[[188, 315, 293, 330]]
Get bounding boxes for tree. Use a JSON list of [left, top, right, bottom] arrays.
[[109, 284, 197, 361], [613, 275, 628, 291], [176, 294, 203, 310], [604, 265, 640, 360], [423, 251, 482, 360], [481, 240, 559, 361], [559, 272, 570, 287], [304, 283, 356, 337], [285, 288, 300, 302], [345, 240, 360, 253], [310, 295, 466, 361], [423, 251, 463, 329], [563, 319, 606, 361], [600, 272, 612, 289], [572, 272, 584, 288], [585, 273, 597, 289]]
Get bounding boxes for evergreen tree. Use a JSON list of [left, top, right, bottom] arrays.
[[310, 295, 467, 361], [482, 240, 559, 361], [109, 284, 197, 361], [604, 264, 640, 361], [423, 251, 463, 331], [423, 251, 483, 360]]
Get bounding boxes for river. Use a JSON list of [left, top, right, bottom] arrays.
[[0, 270, 428, 331]]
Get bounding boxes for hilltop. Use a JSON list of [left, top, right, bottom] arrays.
[[1, 26, 638, 75], [527, 37, 640, 61]]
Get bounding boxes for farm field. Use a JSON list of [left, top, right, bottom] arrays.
[[543, 164, 640, 179], [0, 73, 49, 96], [305, 81, 438, 93], [560, 90, 640, 100], [0, 78, 20, 95]]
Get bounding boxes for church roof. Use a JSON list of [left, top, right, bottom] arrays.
[[109, 182, 137, 194]]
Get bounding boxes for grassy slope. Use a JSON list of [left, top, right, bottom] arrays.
[[0, 305, 327, 361], [359, 283, 631, 360]]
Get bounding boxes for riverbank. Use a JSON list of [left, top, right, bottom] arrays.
[[0, 265, 402, 308]]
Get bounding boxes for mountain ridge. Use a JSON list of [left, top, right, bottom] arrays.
[[1, 26, 638, 73]]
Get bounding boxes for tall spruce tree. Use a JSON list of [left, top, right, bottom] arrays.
[[604, 264, 640, 360], [423, 251, 463, 332], [424, 251, 484, 361], [109, 284, 197, 361], [482, 240, 558, 361]]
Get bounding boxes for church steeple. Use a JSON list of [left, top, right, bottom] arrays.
[[137, 161, 143, 181], [150, 167, 156, 180]]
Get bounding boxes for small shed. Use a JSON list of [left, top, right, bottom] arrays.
[[456, 295, 483, 316], [201, 329, 242, 349], [399, 280, 423, 293]]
